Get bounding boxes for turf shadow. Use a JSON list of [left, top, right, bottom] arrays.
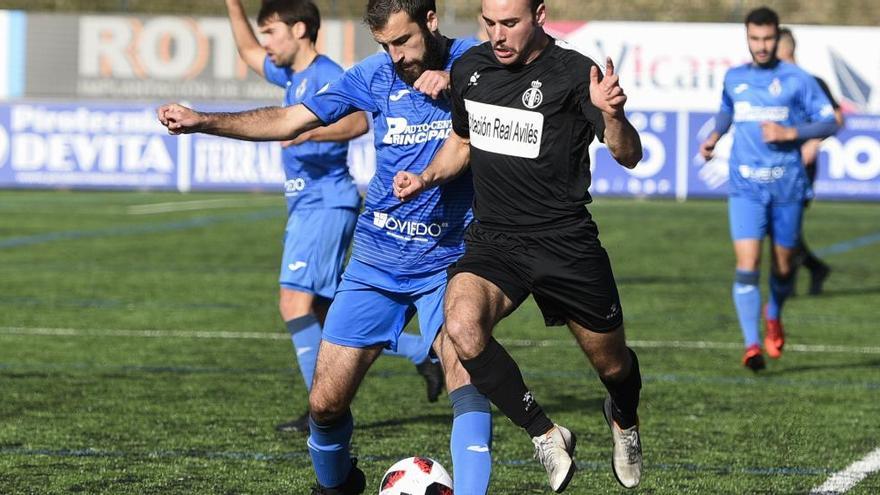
[[803, 285, 880, 299], [762, 358, 880, 376], [534, 394, 605, 415], [357, 413, 452, 430]]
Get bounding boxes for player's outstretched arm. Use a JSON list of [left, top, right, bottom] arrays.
[[283, 112, 370, 147], [225, 0, 266, 77], [393, 130, 471, 202], [590, 57, 642, 169], [158, 103, 322, 141]]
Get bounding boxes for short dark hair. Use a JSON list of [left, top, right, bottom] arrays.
[[258, 0, 321, 43], [778, 26, 796, 48], [530, 0, 545, 10], [745, 6, 779, 30], [364, 0, 436, 31]]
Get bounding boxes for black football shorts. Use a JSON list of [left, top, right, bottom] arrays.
[[448, 216, 624, 332]]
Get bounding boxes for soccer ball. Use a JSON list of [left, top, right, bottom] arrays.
[[378, 456, 453, 495]]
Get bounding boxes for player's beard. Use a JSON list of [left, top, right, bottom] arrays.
[[394, 27, 446, 87], [750, 44, 778, 68]]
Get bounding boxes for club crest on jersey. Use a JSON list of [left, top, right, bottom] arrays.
[[522, 80, 543, 109], [768, 78, 782, 97]]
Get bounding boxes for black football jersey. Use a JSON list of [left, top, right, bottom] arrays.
[[450, 39, 607, 229]]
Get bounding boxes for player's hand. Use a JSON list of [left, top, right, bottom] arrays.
[[761, 121, 797, 143], [414, 70, 450, 100], [393, 171, 426, 202], [699, 138, 717, 161], [282, 130, 313, 147], [158, 103, 204, 135], [590, 57, 627, 117]]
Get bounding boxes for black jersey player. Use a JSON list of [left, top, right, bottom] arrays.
[[393, 0, 644, 491]]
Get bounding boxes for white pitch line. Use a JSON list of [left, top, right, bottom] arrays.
[[2, 327, 880, 355], [0, 327, 287, 340], [809, 447, 880, 494], [127, 198, 277, 215]]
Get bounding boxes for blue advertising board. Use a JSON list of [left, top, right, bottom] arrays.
[[686, 111, 732, 198], [813, 115, 880, 199], [2, 101, 879, 201], [0, 102, 179, 190], [591, 110, 678, 198]]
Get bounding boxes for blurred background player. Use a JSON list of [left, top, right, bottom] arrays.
[[162, 0, 492, 492], [700, 7, 839, 371], [776, 26, 842, 296], [224, 0, 443, 434]]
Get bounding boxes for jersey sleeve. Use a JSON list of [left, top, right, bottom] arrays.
[[575, 55, 606, 143], [719, 71, 734, 115], [449, 59, 470, 138], [262, 55, 291, 88], [801, 73, 836, 124], [301, 59, 379, 125]]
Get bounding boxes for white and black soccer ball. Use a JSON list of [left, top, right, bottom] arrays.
[[378, 456, 453, 495]]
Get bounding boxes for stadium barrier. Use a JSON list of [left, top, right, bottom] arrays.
[[1, 12, 878, 200], [2, 101, 878, 200]]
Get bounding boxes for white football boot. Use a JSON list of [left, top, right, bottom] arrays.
[[531, 424, 577, 493], [603, 396, 642, 488]]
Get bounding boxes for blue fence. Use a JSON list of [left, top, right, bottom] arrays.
[[1, 102, 879, 200]]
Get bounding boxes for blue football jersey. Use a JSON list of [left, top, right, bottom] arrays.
[[719, 61, 836, 202], [303, 38, 478, 276], [263, 55, 360, 211]]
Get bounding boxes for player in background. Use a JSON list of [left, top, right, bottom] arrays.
[[699, 7, 838, 371], [395, 0, 644, 490], [224, 0, 444, 435], [776, 27, 843, 296], [162, 1, 492, 493]]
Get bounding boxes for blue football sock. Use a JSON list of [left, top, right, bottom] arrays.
[[382, 331, 431, 365], [449, 385, 492, 494], [767, 271, 794, 320], [287, 315, 322, 392], [308, 411, 354, 488], [733, 270, 761, 348]]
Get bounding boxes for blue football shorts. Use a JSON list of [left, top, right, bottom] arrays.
[[321, 259, 447, 352], [279, 207, 358, 300], [728, 195, 804, 248]]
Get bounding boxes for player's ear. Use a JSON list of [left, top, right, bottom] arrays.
[[534, 3, 546, 27], [292, 21, 307, 40], [424, 10, 439, 33]]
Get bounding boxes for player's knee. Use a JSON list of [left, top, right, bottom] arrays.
[[771, 267, 796, 282], [595, 351, 632, 383], [279, 289, 315, 320], [308, 393, 348, 424], [442, 318, 482, 359], [280, 302, 311, 321]]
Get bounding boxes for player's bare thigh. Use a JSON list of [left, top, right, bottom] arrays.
[[443, 272, 518, 360], [733, 239, 762, 271], [309, 340, 383, 423], [567, 320, 632, 383]]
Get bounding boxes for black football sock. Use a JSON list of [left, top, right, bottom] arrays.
[[800, 242, 827, 271], [461, 337, 554, 438], [601, 347, 642, 429]]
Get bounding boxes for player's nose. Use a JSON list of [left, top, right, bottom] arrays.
[[387, 46, 404, 64]]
